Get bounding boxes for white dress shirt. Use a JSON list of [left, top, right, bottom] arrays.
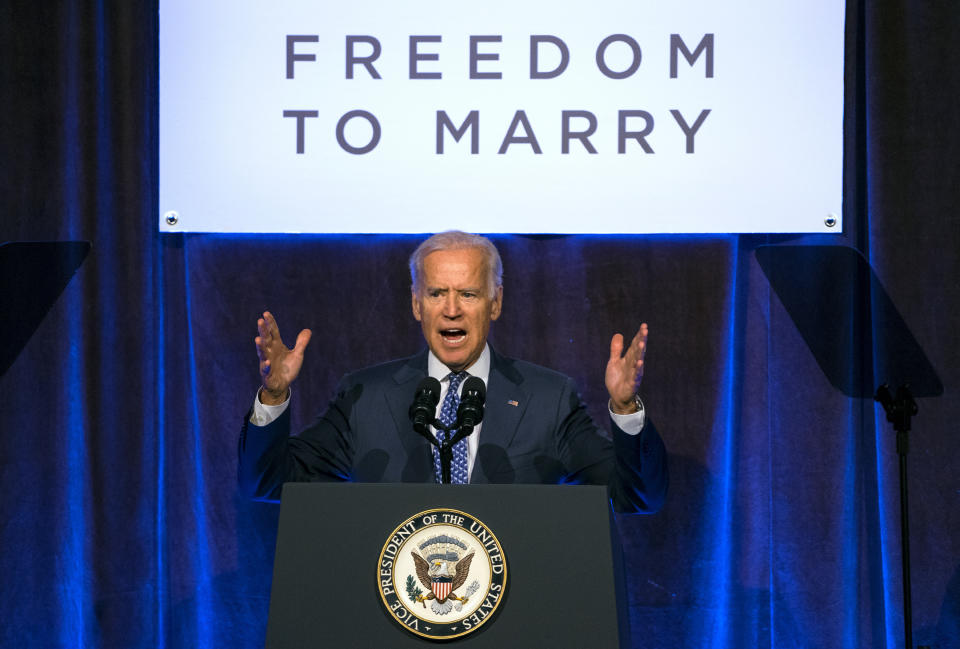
[[250, 343, 645, 482]]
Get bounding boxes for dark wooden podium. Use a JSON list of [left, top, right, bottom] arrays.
[[265, 483, 631, 648]]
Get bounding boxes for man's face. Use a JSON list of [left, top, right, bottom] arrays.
[[412, 247, 502, 372]]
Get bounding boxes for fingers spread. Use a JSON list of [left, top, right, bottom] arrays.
[[632, 324, 648, 387], [259, 311, 280, 342], [609, 333, 625, 362], [294, 328, 313, 354], [631, 324, 648, 357], [257, 320, 273, 344]]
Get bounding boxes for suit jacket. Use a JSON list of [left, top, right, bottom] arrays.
[[238, 347, 667, 513]]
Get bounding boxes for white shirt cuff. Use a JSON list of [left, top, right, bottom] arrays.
[[249, 388, 290, 426], [608, 398, 646, 435]]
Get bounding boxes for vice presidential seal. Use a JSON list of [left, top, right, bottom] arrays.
[[377, 508, 507, 640]]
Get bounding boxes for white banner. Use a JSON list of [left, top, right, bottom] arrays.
[[159, 1, 844, 233]]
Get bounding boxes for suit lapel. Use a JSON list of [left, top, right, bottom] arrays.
[[384, 351, 434, 481], [469, 348, 529, 484], [381, 347, 530, 484]]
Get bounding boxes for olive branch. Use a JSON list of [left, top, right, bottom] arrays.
[[405, 575, 423, 602]]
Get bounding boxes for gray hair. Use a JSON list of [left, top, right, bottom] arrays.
[[409, 231, 503, 296]]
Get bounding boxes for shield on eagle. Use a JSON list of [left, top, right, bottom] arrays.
[[410, 535, 475, 607], [432, 577, 452, 600]]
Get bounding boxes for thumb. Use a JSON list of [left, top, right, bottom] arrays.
[[608, 333, 624, 363], [293, 328, 312, 355]]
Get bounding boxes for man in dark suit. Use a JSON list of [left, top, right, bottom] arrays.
[[239, 231, 666, 513]]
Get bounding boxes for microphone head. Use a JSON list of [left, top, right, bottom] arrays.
[[457, 376, 486, 428], [461, 376, 486, 403], [409, 376, 442, 428], [416, 376, 442, 404]]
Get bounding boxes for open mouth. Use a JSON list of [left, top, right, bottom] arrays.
[[440, 329, 466, 344]]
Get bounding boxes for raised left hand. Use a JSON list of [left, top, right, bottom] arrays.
[[605, 323, 648, 414]]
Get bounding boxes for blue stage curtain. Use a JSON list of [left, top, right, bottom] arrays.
[[1, 1, 958, 647]]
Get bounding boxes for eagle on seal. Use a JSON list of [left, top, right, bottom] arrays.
[[412, 551, 475, 607]]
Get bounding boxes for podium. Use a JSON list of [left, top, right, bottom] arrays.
[[266, 483, 631, 648]]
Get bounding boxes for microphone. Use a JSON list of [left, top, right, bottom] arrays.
[[457, 376, 486, 429], [409, 377, 441, 433]]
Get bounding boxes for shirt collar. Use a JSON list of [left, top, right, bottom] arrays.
[[427, 344, 491, 385]]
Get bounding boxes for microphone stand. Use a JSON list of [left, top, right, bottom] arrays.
[[412, 419, 477, 484], [875, 384, 918, 649]]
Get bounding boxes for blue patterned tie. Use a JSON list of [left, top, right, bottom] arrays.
[[433, 372, 470, 484]]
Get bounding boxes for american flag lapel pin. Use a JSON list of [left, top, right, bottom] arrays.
[[507, 399, 519, 407]]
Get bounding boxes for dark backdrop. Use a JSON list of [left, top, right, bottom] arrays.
[[2, 2, 959, 648]]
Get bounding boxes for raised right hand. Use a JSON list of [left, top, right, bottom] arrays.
[[255, 311, 312, 405]]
